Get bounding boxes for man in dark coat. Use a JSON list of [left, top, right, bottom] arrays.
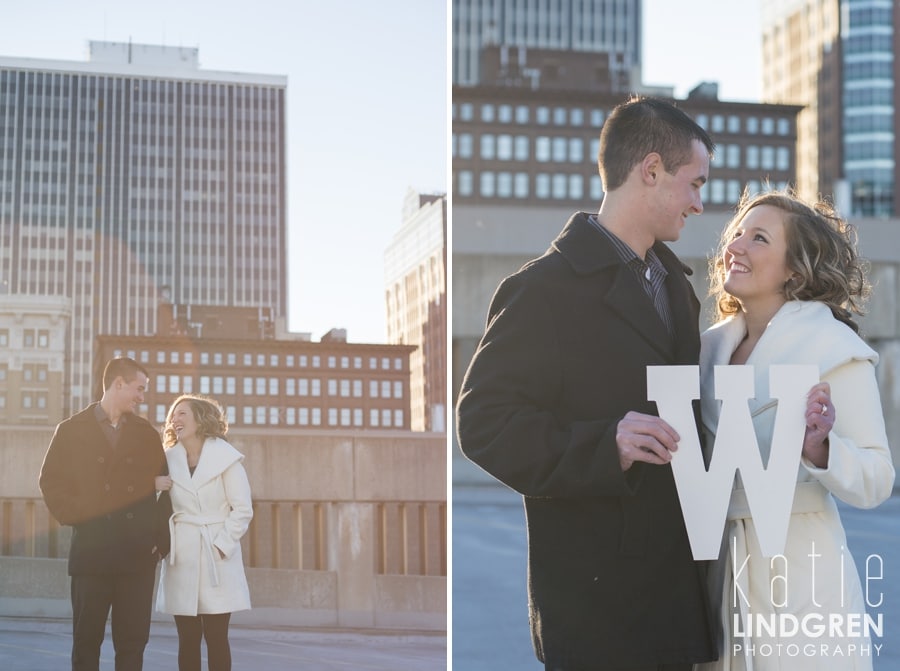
[[40, 356, 171, 671], [457, 96, 718, 671]]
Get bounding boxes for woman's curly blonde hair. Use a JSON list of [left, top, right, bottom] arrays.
[[709, 188, 870, 332], [163, 393, 229, 448]]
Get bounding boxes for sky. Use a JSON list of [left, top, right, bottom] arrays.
[[0, 0, 447, 344], [1, 1, 763, 343], [642, 0, 762, 102]]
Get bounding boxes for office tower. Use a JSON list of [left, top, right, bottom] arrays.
[[385, 189, 447, 432], [762, 0, 897, 216], [0, 41, 286, 417], [452, 0, 642, 88]]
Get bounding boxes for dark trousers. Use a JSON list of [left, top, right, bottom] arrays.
[[70, 568, 156, 671], [174, 613, 232, 671]]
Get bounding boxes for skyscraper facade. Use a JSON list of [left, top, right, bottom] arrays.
[[0, 41, 286, 415], [762, 0, 897, 216], [385, 189, 447, 432], [452, 0, 642, 88]]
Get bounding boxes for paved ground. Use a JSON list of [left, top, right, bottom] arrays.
[[0, 617, 446, 671], [452, 482, 900, 671]]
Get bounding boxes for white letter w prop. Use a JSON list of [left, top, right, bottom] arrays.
[[647, 365, 818, 560]]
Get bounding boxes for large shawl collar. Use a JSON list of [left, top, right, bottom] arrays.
[[167, 437, 244, 490], [699, 301, 877, 436]]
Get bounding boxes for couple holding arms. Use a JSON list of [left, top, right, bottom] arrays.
[[457, 96, 895, 671], [39, 356, 253, 671]]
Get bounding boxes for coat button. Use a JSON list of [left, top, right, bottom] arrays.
[[97, 457, 105, 464], [127, 485, 134, 493], [126, 457, 133, 464], [104, 484, 111, 491], [126, 512, 134, 519]]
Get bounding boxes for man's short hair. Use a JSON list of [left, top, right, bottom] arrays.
[[102, 357, 149, 390]]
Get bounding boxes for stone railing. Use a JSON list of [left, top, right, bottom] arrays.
[[0, 427, 446, 631]]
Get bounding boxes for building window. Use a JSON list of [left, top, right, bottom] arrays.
[[354, 408, 363, 426], [157, 376, 167, 393], [570, 108, 584, 126], [269, 407, 279, 425], [393, 381, 403, 399], [459, 102, 473, 121], [394, 410, 403, 428], [515, 105, 529, 123], [746, 117, 758, 134], [553, 107, 567, 125], [312, 356, 321, 368], [552, 174, 567, 199], [514, 173, 529, 198], [353, 380, 362, 397], [286, 379, 296, 395], [382, 409, 392, 427], [496, 134, 512, 160], [311, 379, 321, 396], [746, 146, 759, 170], [497, 172, 513, 197], [381, 380, 391, 398], [370, 408, 379, 427], [256, 377, 266, 395], [776, 147, 790, 170], [552, 137, 567, 162], [590, 109, 604, 127], [299, 355, 308, 367], [568, 175, 583, 200], [726, 180, 742, 203], [243, 378, 253, 395], [480, 103, 494, 122], [328, 408, 338, 426], [353, 356, 362, 369], [777, 119, 790, 136], [513, 136, 529, 160], [340, 408, 351, 426], [761, 118, 774, 135], [299, 408, 309, 425], [213, 377, 223, 395], [256, 407, 266, 424], [480, 134, 495, 160], [480, 172, 495, 197], [169, 377, 179, 394], [536, 106, 550, 124], [170, 351, 180, 364], [299, 379, 309, 396], [727, 115, 741, 134], [761, 146, 775, 170], [709, 179, 726, 203], [711, 115, 724, 133], [498, 104, 512, 123], [243, 353, 252, 366], [340, 380, 350, 397], [568, 138, 583, 163], [286, 408, 296, 425], [226, 377, 236, 394], [370, 380, 379, 398], [156, 405, 167, 423], [535, 136, 551, 162], [726, 144, 741, 169], [457, 170, 473, 196], [536, 173, 550, 199], [269, 378, 279, 395], [311, 408, 321, 426]]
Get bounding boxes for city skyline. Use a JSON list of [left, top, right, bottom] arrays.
[[0, 0, 447, 345]]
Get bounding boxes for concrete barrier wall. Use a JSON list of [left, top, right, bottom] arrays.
[[452, 205, 900, 475], [0, 427, 447, 631]]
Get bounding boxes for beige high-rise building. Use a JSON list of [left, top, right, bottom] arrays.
[[385, 189, 447, 432], [761, 0, 842, 206]]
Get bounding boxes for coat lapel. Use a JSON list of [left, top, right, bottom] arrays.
[[553, 213, 681, 360]]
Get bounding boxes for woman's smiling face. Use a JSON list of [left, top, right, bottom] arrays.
[[723, 204, 794, 308]]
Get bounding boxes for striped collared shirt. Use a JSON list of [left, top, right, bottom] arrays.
[[587, 214, 675, 336]]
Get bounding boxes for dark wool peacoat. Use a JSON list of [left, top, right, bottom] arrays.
[[457, 212, 717, 668], [39, 404, 172, 575]]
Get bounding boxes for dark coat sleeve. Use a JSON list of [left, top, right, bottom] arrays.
[[456, 273, 630, 498]]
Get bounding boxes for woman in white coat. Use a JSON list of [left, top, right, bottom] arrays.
[[695, 190, 895, 671], [154, 394, 252, 671]]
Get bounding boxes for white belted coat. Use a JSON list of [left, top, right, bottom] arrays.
[[695, 301, 895, 671], [156, 437, 253, 616]]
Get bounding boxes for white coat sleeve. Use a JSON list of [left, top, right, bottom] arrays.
[[212, 461, 254, 558], [801, 359, 895, 508]]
